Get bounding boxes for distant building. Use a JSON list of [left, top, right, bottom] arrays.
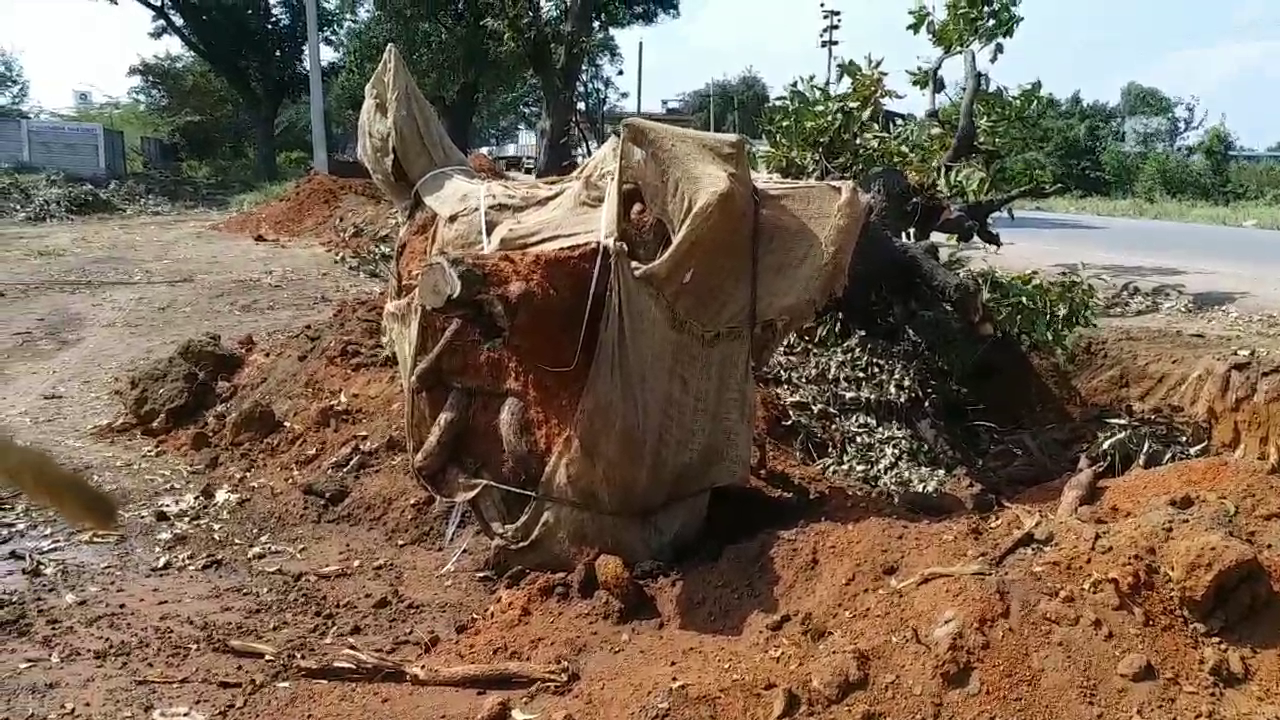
[[1229, 150, 1280, 165]]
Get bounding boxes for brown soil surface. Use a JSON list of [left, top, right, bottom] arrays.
[[5, 213, 1280, 720]]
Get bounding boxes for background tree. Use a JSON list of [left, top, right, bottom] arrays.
[[496, 0, 680, 177], [678, 69, 770, 137], [1117, 81, 1205, 149], [128, 52, 251, 165], [332, 0, 532, 152], [0, 49, 30, 119], [571, 32, 623, 149], [106, 0, 344, 180]]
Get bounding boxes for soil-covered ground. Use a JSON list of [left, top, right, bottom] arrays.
[[4, 181, 1280, 720]]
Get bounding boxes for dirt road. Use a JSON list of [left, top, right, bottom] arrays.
[[3, 212, 1280, 720], [1, 213, 377, 448]]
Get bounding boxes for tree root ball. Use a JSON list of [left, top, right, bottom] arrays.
[[413, 245, 605, 484]]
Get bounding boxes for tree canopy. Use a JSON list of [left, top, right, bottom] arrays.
[[0, 49, 30, 119], [678, 69, 770, 137], [106, 0, 343, 179]]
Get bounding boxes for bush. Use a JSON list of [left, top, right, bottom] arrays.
[[1133, 151, 1209, 201], [964, 266, 1099, 355]]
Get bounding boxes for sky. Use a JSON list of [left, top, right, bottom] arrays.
[[2, 0, 1278, 147]]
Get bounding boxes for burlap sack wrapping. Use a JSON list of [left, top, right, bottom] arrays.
[[360, 45, 866, 568]]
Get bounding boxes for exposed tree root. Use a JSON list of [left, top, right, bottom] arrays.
[[292, 650, 576, 688]]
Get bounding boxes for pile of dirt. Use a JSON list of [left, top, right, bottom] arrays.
[[217, 154, 512, 259], [109, 297, 437, 538], [215, 174, 397, 254], [111, 333, 247, 434]]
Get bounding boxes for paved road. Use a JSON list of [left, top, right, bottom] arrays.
[[957, 211, 1280, 311]]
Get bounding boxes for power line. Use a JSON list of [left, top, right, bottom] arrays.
[[819, 2, 843, 91]]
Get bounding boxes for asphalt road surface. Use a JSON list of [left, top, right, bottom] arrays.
[[958, 211, 1280, 312]]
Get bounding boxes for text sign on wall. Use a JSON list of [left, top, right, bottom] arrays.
[[27, 121, 101, 135]]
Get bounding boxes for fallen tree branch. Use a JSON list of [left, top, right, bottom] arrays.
[[293, 649, 576, 688], [888, 563, 991, 591]]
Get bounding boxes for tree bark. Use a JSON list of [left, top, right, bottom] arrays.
[[441, 81, 480, 154], [251, 109, 279, 181], [535, 81, 577, 178]]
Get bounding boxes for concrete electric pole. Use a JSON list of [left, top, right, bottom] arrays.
[[304, 0, 328, 174], [819, 2, 843, 91]]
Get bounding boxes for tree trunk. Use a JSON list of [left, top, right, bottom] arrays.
[[535, 80, 576, 178], [442, 82, 479, 155], [252, 110, 279, 182]]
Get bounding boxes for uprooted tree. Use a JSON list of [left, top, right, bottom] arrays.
[[759, 0, 1069, 341]]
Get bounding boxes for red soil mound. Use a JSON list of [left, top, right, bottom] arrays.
[[215, 174, 395, 253]]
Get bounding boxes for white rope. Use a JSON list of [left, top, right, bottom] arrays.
[[538, 177, 615, 372], [410, 164, 491, 253]]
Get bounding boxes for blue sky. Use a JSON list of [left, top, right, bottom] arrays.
[[3, 0, 1278, 147]]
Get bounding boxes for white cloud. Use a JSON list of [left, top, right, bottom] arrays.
[[1143, 40, 1280, 94]]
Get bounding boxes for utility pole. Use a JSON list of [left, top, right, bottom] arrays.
[[819, 2, 842, 91], [304, 0, 328, 174], [709, 79, 715, 132], [636, 39, 644, 114]]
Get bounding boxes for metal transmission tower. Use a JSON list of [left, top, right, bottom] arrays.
[[819, 2, 843, 90]]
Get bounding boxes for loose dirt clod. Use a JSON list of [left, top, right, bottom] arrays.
[[1115, 653, 1154, 682], [1161, 532, 1272, 629], [113, 333, 244, 433], [474, 696, 510, 720]]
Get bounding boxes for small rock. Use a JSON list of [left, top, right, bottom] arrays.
[[550, 712, 576, 720], [1115, 653, 1154, 682], [474, 696, 510, 720], [765, 613, 791, 632], [767, 686, 799, 720], [370, 594, 391, 610], [152, 508, 171, 523], [809, 651, 868, 705], [1203, 647, 1248, 686], [224, 399, 281, 445], [302, 477, 351, 507]]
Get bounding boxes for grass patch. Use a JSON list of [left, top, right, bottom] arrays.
[[229, 180, 295, 213], [1022, 196, 1280, 230]]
